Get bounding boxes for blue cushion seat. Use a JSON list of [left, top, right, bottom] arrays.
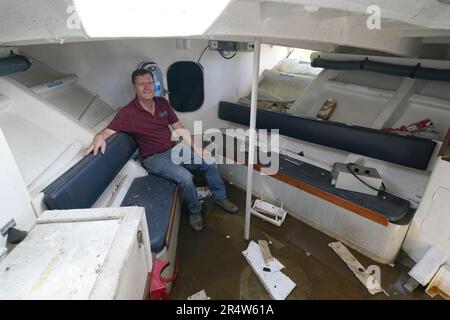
[[121, 175, 178, 253]]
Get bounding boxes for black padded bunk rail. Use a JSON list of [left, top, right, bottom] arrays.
[[311, 56, 450, 81], [218, 101, 436, 170]]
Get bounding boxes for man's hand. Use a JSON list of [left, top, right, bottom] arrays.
[[84, 135, 106, 156], [83, 128, 116, 156]]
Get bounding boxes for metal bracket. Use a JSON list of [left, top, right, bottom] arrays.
[[1, 219, 16, 237]]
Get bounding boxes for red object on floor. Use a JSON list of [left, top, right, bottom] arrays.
[[149, 259, 171, 300], [384, 118, 433, 134]]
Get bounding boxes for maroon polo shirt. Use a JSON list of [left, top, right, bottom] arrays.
[[107, 96, 179, 158]]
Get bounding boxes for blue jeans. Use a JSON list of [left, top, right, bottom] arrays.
[[142, 144, 227, 215]]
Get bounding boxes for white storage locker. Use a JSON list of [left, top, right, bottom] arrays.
[[0, 207, 152, 300]]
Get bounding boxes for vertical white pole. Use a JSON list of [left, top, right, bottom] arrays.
[[244, 38, 261, 241]]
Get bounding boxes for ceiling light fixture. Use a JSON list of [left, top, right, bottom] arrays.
[[73, 0, 231, 38]]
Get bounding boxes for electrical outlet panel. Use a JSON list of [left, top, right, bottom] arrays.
[[331, 163, 383, 196], [209, 40, 254, 52]]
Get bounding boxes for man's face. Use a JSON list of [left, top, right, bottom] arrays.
[[134, 74, 154, 101]]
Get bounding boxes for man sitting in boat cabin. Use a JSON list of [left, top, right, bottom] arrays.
[[85, 68, 238, 232]]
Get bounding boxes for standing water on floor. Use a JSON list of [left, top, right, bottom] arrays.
[[170, 182, 438, 300]]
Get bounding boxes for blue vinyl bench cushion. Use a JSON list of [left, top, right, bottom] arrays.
[[121, 175, 177, 253], [43, 132, 178, 253], [43, 133, 138, 210]]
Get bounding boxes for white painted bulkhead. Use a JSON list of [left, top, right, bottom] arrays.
[[0, 76, 93, 187], [0, 128, 36, 258], [18, 40, 288, 131], [403, 158, 450, 265]]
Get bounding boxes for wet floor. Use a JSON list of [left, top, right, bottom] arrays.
[[170, 181, 437, 300]]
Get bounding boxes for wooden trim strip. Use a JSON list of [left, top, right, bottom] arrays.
[[165, 186, 179, 247], [143, 272, 151, 300], [254, 163, 389, 226], [438, 126, 450, 159]]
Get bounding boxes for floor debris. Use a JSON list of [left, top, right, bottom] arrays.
[[258, 240, 274, 265], [408, 246, 447, 286], [328, 241, 388, 296], [250, 199, 287, 226], [242, 241, 296, 300], [305, 251, 311, 257], [426, 265, 450, 299], [196, 187, 211, 200], [187, 289, 211, 300], [171, 184, 438, 300]]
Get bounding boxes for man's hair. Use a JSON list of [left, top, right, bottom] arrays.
[[131, 68, 154, 84]]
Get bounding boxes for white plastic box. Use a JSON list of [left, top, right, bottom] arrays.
[[331, 162, 383, 196]]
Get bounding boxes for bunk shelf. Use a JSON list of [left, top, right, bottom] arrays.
[[216, 99, 423, 226], [218, 143, 413, 226]]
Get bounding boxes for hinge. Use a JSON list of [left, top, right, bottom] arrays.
[[137, 230, 144, 248]]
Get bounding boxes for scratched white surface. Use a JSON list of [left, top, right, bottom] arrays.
[[242, 241, 296, 300], [0, 219, 120, 299]]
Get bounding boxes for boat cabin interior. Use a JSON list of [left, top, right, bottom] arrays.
[[0, 0, 450, 300]]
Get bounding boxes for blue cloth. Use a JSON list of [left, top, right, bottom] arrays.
[[142, 143, 226, 215]]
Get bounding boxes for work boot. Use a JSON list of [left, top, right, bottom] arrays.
[[189, 212, 204, 232], [214, 198, 239, 214]]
